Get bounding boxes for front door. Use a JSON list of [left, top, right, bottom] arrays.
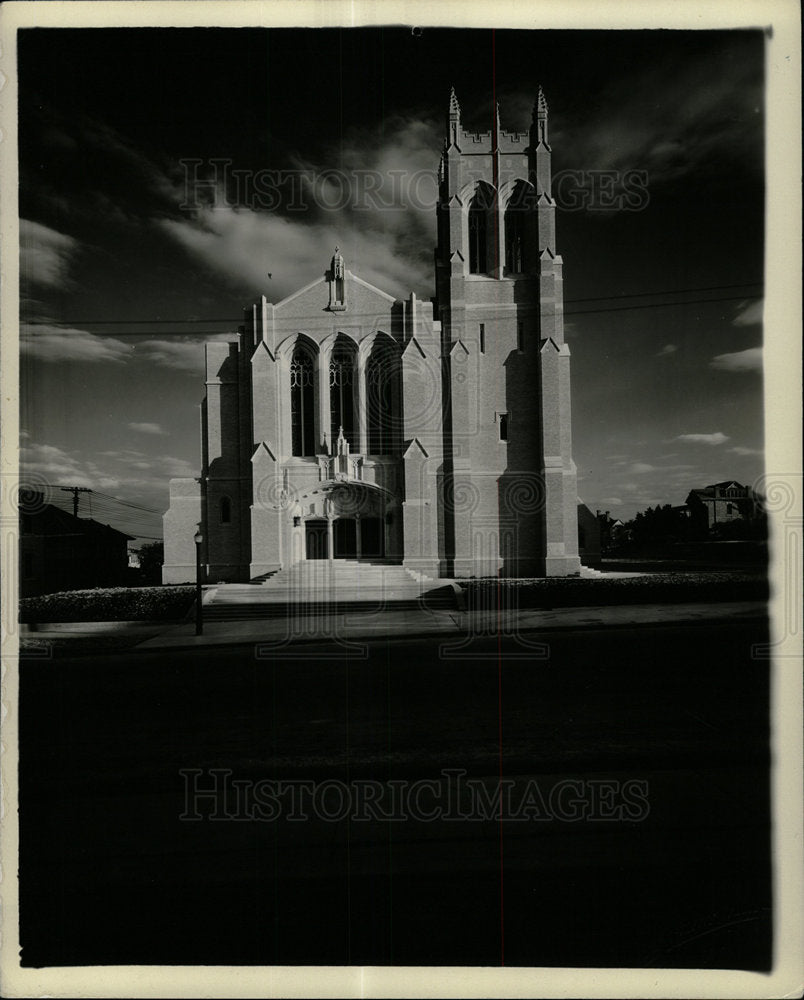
[[333, 518, 357, 559], [361, 516, 385, 558], [305, 520, 328, 560]]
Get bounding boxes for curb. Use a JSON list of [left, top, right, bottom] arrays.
[[128, 607, 768, 655], [20, 620, 172, 634]]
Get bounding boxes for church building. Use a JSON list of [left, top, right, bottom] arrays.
[[162, 89, 581, 583]]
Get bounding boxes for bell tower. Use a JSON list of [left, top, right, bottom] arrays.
[[435, 87, 581, 577]]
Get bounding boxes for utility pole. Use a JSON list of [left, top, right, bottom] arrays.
[[60, 486, 92, 518]]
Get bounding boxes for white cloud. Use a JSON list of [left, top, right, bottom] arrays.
[[21, 324, 132, 364], [676, 432, 730, 446], [538, 37, 763, 186], [20, 442, 121, 491], [160, 205, 432, 303], [729, 446, 764, 456], [128, 422, 168, 436], [134, 335, 233, 373], [710, 347, 762, 372], [656, 344, 678, 357], [156, 454, 198, 478], [19, 219, 80, 290], [733, 299, 763, 327], [629, 462, 656, 473], [601, 497, 622, 506], [20, 440, 199, 526], [21, 323, 232, 373], [158, 115, 443, 301]]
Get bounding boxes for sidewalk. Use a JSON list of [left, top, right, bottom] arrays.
[[127, 600, 766, 652]]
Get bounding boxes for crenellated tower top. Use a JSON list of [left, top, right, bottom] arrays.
[[436, 87, 556, 280]]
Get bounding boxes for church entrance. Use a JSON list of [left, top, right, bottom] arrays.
[[294, 481, 398, 566], [305, 519, 328, 560], [361, 517, 384, 559], [303, 516, 388, 561], [333, 518, 357, 558]]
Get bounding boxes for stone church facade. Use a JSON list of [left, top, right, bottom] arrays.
[[162, 89, 581, 583]]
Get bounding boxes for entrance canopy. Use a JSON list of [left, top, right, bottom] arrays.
[[296, 481, 395, 561], [295, 478, 395, 521]]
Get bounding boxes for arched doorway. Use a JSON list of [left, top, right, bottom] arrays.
[[294, 481, 398, 564], [305, 519, 328, 560]]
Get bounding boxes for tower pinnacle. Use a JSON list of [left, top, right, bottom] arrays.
[[532, 86, 549, 147], [448, 86, 461, 121], [534, 86, 548, 119]]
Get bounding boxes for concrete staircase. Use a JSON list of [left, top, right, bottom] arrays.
[[579, 565, 605, 578], [204, 561, 458, 621]]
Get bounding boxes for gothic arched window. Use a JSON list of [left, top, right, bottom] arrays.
[[505, 207, 525, 273], [505, 182, 530, 274], [290, 345, 315, 456], [367, 338, 401, 455], [469, 203, 487, 274], [329, 341, 356, 450]]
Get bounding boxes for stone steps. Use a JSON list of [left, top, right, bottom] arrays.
[[203, 561, 458, 620], [203, 595, 454, 621]]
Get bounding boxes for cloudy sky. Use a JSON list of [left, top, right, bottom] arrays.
[[18, 26, 766, 540]]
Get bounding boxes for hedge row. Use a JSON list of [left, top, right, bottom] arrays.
[[460, 572, 769, 610], [19, 586, 196, 623]]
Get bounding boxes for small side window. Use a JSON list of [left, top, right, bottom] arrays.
[[479, 323, 485, 355], [498, 412, 509, 443], [220, 496, 231, 524]]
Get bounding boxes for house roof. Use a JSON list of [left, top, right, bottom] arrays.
[[21, 498, 135, 540], [687, 481, 746, 500]]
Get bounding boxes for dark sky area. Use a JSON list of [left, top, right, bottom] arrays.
[[18, 26, 766, 540]]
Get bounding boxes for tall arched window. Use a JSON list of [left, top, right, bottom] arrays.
[[329, 340, 356, 450], [505, 208, 525, 273], [505, 182, 530, 274], [367, 338, 401, 455], [468, 184, 494, 274], [469, 203, 487, 274], [437, 203, 450, 261], [290, 345, 315, 456], [219, 496, 231, 524]]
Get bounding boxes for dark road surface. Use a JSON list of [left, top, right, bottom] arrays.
[[19, 620, 771, 969]]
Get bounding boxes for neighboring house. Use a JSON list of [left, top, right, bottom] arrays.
[[128, 545, 142, 570], [594, 510, 619, 552], [163, 89, 582, 583], [685, 481, 762, 533], [577, 501, 602, 567], [20, 495, 133, 598]]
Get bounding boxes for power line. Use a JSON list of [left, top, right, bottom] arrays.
[[59, 485, 91, 518], [565, 293, 759, 317], [91, 490, 162, 513], [43, 484, 164, 516], [25, 282, 764, 329], [564, 282, 763, 304]]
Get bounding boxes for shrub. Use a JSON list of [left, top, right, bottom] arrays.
[[461, 573, 768, 610], [20, 586, 195, 623]]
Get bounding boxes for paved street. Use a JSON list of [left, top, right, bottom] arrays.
[[19, 620, 771, 969]]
